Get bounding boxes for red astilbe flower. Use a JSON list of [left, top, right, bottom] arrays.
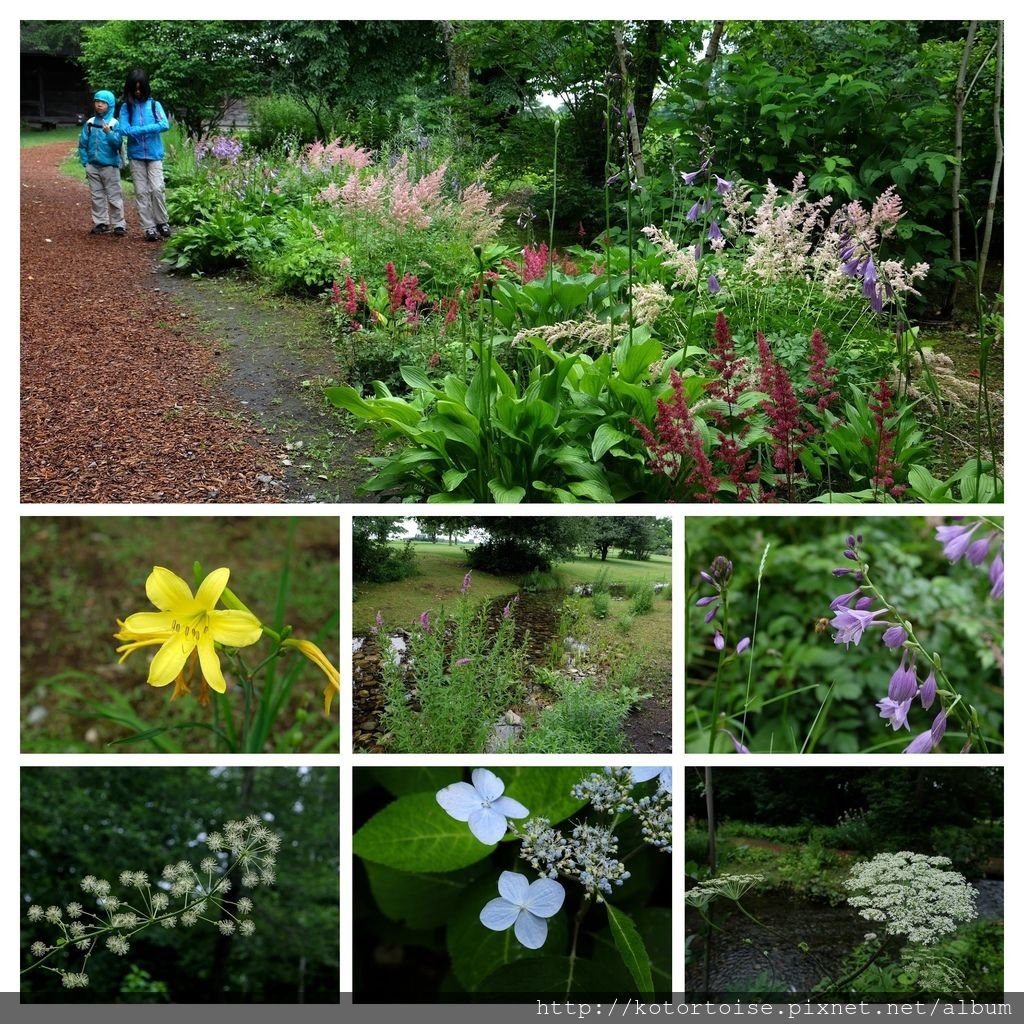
[[805, 329, 840, 414], [758, 333, 815, 500], [866, 378, 906, 499], [517, 242, 580, 283], [632, 370, 719, 501], [705, 313, 758, 501]]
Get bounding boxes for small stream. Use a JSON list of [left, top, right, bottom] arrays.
[[686, 881, 1003, 995]]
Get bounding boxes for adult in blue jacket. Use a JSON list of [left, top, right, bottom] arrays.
[[78, 89, 126, 235], [120, 69, 171, 242]]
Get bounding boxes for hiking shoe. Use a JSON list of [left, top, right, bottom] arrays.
[[144, 228, 159, 242], [157, 223, 171, 238], [113, 226, 127, 237], [90, 223, 109, 234]]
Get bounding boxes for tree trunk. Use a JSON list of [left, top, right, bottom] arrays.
[[440, 21, 470, 99], [946, 21, 978, 318], [631, 21, 667, 138], [613, 24, 645, 180], [977, 21, 1003, 298], [696, 20, 726, 113]]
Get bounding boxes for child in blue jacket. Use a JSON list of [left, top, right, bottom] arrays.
[[78, 89, 126, 236], [119, 69, 171, 242]]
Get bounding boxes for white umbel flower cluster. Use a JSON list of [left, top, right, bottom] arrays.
[[843, 851, 977, 945], [684, 873, 765, 908]]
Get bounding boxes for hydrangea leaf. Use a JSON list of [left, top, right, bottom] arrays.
[[477, 955, 610, 995], [447, 875, 568, 990], [353, 792, 496, 871], [605, 903, 654, 998], [364, 861, 486, 930], [372, 767, 464, 797], [491, 767, 595, 832]]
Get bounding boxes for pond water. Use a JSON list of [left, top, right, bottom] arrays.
[[351, 586, 670, 752], [686, 881, 1003, 995]]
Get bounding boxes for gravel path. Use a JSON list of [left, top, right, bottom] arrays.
[[20, 142, 283, 503]]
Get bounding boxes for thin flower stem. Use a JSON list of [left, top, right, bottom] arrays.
[[707, 591, 730, 754], [860, 568, 987, 752]]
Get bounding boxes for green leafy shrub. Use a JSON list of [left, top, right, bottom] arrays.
[[518, 674, 633, 753]]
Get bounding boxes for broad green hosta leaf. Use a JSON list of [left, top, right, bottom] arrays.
[[372, 767, 464, 797], [478, 955, 611, 996], [605, 903, 654, 998], [447, 875, 568, 990], [591, 424, 630, 462], [353, 792, 496, 871], [364, 861, 487, 931]]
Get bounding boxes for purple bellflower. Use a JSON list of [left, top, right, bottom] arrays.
[[831, 605, 889, 647], [936, 521, 982, 563], [882, 625, 908, 648]]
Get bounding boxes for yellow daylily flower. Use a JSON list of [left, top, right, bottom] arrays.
[[119, 566, 263, 694], [283, 638, 340, 715]]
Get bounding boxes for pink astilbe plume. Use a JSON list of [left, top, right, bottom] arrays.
[[303, 137, 373, 171], [633, 370, 719, 501]]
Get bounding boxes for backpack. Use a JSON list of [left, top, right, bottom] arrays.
[[113, 98, 159, 173]]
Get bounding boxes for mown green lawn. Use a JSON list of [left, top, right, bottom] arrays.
[[352, 541, 671, 629]]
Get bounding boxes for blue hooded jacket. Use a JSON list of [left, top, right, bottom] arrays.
[[120, 94, 169, 162], [78, 90, 123, 168]]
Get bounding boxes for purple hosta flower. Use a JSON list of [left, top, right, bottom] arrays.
[[479, 872, 565, 949], [830, 587, 862, 610], [681, 159, 709, 185], [461, 571, 473, 595], [453, 657, 471, 667], [713, 175, 733, 194], [967, 534, 993, 566], [736, 636, 751, 654], [904, 709, 948, 754], [882, 625, 908, 648], [708, 221, 723, 243], [887, 652, 917, 703], [436, 769, 529, 845], [723, 729, 750, 754], [854, 596, 875, 610], [990, 552, 1004, 599], [419, 611, 430, 632], [831, 605, 889, 647], [713, 630, 725, 651], [919, 670, 937, 710], [877, 696, 913, 732], [700, 198, 714, 215], [708, 273, 721, 295], [936, 521, 982, 563], [686, 201, 701, 222]]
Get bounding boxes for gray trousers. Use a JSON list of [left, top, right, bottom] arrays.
[[129, 158, 169, 231], [86, 163, 125, 229]]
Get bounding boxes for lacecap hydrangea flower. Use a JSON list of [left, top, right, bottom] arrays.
[[479, 871, 565, 949], [436, 769, 529, 845]]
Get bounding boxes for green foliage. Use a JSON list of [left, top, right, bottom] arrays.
[[518, 672, 634, 753], [353, 767, 671, 998], [628, 584, 654, 616], [686, 517, 1003, 753], [21, 767, 339, 1001], [79, 21, 268, 135], [378, 591, 527, 753], [591, 591, 611, 619]]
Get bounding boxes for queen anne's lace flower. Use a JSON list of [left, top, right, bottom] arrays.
[[436, 769, 529, 845], [479, 871, 565, 949], [844, 852, 977, 945]]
